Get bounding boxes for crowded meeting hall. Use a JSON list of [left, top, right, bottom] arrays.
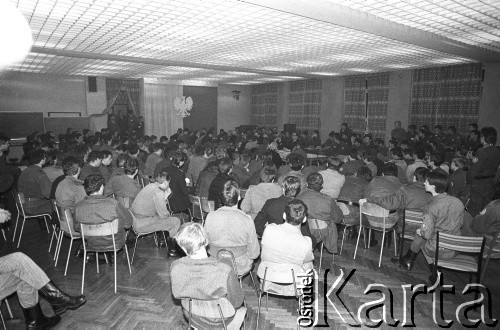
[[1, 0, 500, 328]]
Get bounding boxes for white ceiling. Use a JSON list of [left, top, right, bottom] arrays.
[[5, 0, 500, 85]]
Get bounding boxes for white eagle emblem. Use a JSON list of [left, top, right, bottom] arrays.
[[174, 96, 193, 118]]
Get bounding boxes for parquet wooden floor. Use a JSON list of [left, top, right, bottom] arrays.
[[1, 220, 499, 329]]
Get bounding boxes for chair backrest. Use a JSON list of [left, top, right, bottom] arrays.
[[257, 261, 301, 284], [484, 233, 500, 259], [436, 231, 485, 254], [181, 297, 235, 319], [359, 201, 389, 218], [16, 193, 26, 215], [336, 202, 350, 216], [239, 189, 247, 199], [189, 195, 204, 220], [80, 219, 119, 237], [307, 218, 328, 230], [62, 209, 79, 237], [217, 249, 238, 275], [115, 196, 130, 209], [404, 210, 424, 225]]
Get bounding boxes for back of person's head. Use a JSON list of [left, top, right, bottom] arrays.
[[239, 153, 251, 165], [348, 149, 358, 160], [382, 162, 398, 177], [87, 150, 103, 163], [288, 153, 305, 171], [327, 156, 342, 170], [306, 172, 323, 191], [218, 157, 232, 174], [116, 154, 129, 168], [391, 147, 403, 159], [194, 144, 205, 156], [156, 170, 171, 183], [124, 157, 139, 175], [282, 176, 301, 197], [174, 222, 208, 256], [426, 171, 449, 193], [413, 167, 429, 183], [260, 166, 276, 183], [357, 165, 373, 181], [159, 136, 168, 143], [414, 147, 426, 160], [62, 156, 81, 176], [222, 180, 240, 207], [430, 153, 444, 167], [481, 127, 497, 145], [28, 149, 46, 165], [83, 174, 105, 196], [285, 199, 307, 226], [172, 151, 187, 167], [452, 157, 466, 169], [152, 142, 164, 153], [128, 143, 139, 156]]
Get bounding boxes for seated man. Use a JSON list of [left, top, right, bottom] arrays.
[[161, 151, 191, 214], [461, 199, 500, 236], [79, 151, 106, 182], [208, 157, 234, 210], [337, 166, 373, 226], [260, 199, 314, 270], [75, 174, 133, 251], [55, 156, 87, 236], [231, 152, 252, 188], [17, 149, 53, 214], [196, 161, 219, 199], [319, 156, 345, 199], [277, 153, 307, 192], [297, 172, 343, 255], [204, 181, 260, 276], [170, 223, 244, 328], [363, 162, 403, 227], [397, 171, 464, 281], [240, 167, 282, 219], [104, 156, 142, 206], [131, 170, 182, 256], [254, 176, 316, 246], [0, 252, 86, 328], [145, 143, 165, 178]]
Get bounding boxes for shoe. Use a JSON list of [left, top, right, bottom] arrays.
[[166, 237, 184, 258], [391, 250, 418, 271], [85, 253, 96, 264], [39, 281, 87, 315], [74, 245, 84, 259], [22, 303, 61, 329]]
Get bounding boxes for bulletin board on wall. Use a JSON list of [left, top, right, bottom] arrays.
[[0, 112, 45, 138]]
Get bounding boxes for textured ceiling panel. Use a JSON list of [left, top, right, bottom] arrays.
[[5, 0, 499, 84]]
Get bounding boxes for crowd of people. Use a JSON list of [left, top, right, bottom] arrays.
[[1, 118, 500, 327]]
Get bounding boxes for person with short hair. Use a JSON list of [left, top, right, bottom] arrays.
[[145, 143, 165, 178], [396, 171, 464, 281], [276, 153, 307, 191], [448, 157, 467, 203], [170, 222, 244, 328], [186, 144, 208, 187], [160, 151, 191, 214], [78, 150, 103, 182], [131, 170, 182, 256], [204, 181, 260, 276], [75, 174, 133, 251], [391, 120, 407, 144], [319, 156, 345, 199], [104, 156, 142, 205], [18, 149, 53, 214], [297, 172, 343, 255], [466, 127, 500, 216], [406, 147, 427, 182], [208, 157, 234, 210], [260, 199, 314, 270], [55, 156, 86, 214], [240, 167, 282, 219]]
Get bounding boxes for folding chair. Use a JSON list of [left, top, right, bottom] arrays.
[[434, 231, 485, 286], [54, 206, 82, 276], [217, 249, 258, 295], [398, 210, 424, 262], [256, 261, 302, 330], [13, 192, 51, 248], [481, 232, 500, 283], [0, 299, 13, 330], [188, 195, 205, 224], [336, 199, 357, 255], [182, 297, 246, 330], [354, 200, 398, 267], [127, 209, 166, 265], [80, 219, 131, 294], [307, 218, 327, 275]]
